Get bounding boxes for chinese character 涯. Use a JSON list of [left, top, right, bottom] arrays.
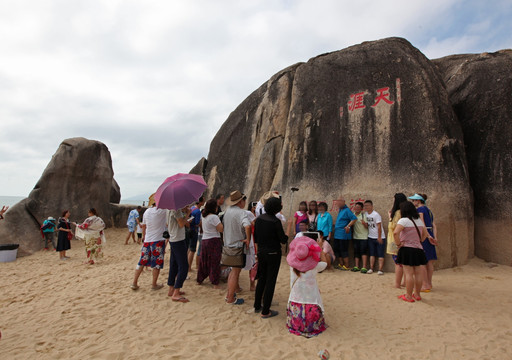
[[348, 92, 366, 111]]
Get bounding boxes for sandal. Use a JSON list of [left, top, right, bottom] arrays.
[[130, 284, 139, 291], [412, 294, 422, 301], [226, 298, 244, 305], [398, 294, 415, 303], [172, 296, 190, 303], [261, 310, 279, 318]]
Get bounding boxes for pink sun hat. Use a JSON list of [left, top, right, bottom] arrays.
[[286, 236, 322, 272]]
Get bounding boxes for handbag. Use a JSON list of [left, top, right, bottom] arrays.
[[221, 246, 245, 267], [66, 221, 73, 241], [249, 261, 258, 281]]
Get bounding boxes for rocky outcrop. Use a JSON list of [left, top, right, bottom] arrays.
[[0, 137, 121, 255], [203, 37, 474, 269], [190, 157, 208, 177], [433, 50, 512, 266]]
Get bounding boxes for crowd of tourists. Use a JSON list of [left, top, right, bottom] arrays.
[[127, 189, 438, 338], [9, 186, 437, 338]]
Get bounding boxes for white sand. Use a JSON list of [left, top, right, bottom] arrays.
[[1, 228, 511, 359]]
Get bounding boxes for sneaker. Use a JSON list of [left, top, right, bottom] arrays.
[[360, 268, 368, 273], [367, 269, 373, 274], [351, 267, 360, 272], [378, 270, 384, 275]]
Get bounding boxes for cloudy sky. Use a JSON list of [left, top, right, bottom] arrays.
[[0, 0, 510, 200]]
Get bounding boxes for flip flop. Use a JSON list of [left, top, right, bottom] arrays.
[[226, 298, 244, 305], [420, 289, 431, 293], [130, 284, 139, 290], [151, 284, 164, 291], [261, 310, 279, 318], [172, 297, 190, 303], [412, 294, 422, 301], [398, 294, 415, 303]]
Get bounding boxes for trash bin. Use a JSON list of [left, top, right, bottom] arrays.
[[0, 244, 19, 262]]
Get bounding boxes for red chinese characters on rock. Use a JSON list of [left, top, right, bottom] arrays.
[[348, 92, 366, 111], [371, 87, 394, 107], [344, 80, 399, 114], [350, 197, 365, 211]]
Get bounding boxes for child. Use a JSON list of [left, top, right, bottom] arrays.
[[286, 236, 327, 338], [136, 221, 143, 245]]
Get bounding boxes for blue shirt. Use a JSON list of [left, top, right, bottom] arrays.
[[190, 206, 201, 230], [316, 212, 333, 239], [127, 209, 139, 226], [334, 205, 357, 240], [42, 220, 56, 233]]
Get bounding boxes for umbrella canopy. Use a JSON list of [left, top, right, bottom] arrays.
[[154, 173, 207, 210]]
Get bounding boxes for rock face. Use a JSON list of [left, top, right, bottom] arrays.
[[0, 137, 121, 255], [203, 37, 474, 269], [434, 51, 512, 266]]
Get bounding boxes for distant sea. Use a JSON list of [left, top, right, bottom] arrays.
[[0, 195, 25, 207], [0, 196, 149, 207]]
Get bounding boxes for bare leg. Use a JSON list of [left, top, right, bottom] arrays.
[[378, 257, 384, 271], [125, 232, 132, 245], [413, 266, 423, 299], [337, 257, 343, 267], [152, 268, 160, 287], [369, 256, 375, 271], [187, 250, 195, 271], [226, 268, 241, 302], [425, 261, 434, 289], [354, 257, 360, 268], [402, 265, 415, 299], [342, 257, 349, 268], [325, 254, 333, 270], [362, 254, 368, 269], [420, 265, 430, 290], [394, 264, 403, 288], [133, 266, 144, 287], [249, 273, 256, 291]]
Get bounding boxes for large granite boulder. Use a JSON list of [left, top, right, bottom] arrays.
[[433, 50, 512, 266], [203, 37, 474, 269], [0, 137, 121, 255]]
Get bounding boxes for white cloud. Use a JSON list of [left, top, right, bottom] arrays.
[[0, 0, 510, 198]]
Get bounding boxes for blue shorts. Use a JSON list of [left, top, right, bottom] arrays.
[[138, 241, 165, 269], [368, 237, 386, 258], [127, 223, 136, 232]]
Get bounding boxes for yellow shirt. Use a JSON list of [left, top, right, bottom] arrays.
[[386, 210, 401, 255]]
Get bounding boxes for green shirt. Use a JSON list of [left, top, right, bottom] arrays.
[[352, 212, 369, 240]]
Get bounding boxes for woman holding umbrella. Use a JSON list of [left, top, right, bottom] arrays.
[[154, 173, 208, 303]]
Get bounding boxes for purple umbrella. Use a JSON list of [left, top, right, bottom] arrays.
[[154, 173, 207, 210]]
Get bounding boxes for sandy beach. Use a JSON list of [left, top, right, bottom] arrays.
[[1, 228, 511, 360]]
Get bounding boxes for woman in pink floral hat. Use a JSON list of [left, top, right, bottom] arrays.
[[286, 236, 328, 338]]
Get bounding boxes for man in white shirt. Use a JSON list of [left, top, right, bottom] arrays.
[[364, 200, 386, 275], [131, 205, 168, 291]]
